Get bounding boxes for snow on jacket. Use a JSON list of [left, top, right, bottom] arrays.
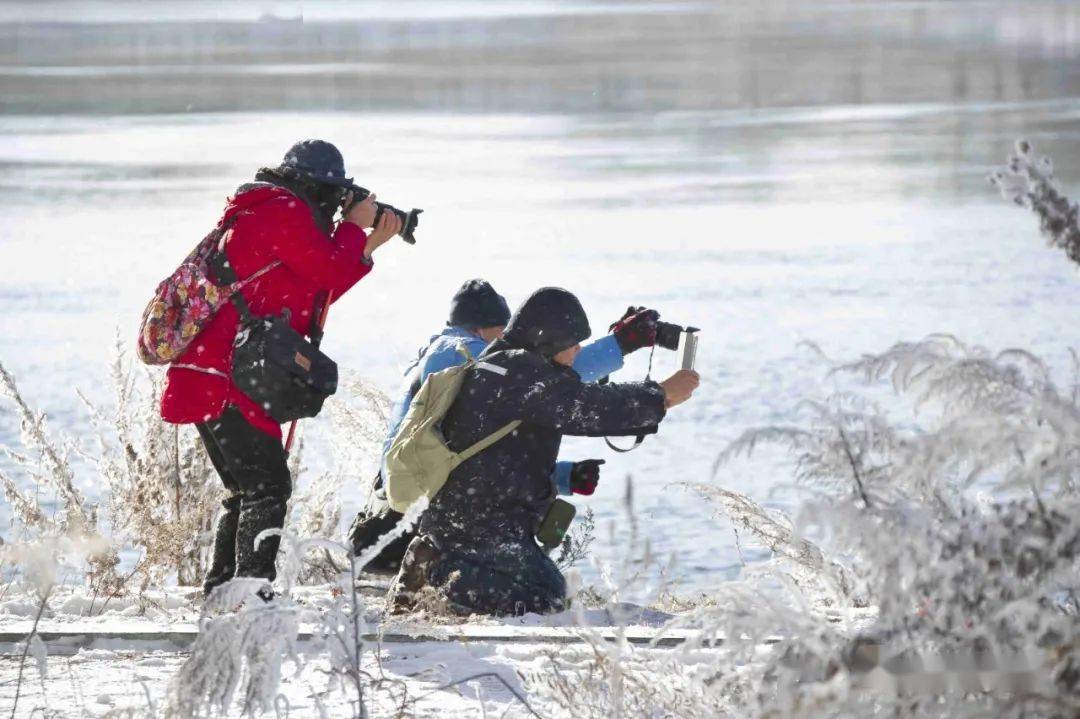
[[160, 184, 372, 438], [379, 326, 625, 491], [420, 338, 666, 546]]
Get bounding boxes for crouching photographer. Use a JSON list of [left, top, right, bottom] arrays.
[[387, 287, 700, 616], [348, 284, 668, 573], [150, 140, 403, 597]]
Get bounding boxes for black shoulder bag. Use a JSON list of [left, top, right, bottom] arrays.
[[209, 237, 338, 424]]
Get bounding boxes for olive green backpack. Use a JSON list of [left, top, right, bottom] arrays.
[[384, 345, 521, 513]]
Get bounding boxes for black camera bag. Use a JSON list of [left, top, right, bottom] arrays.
[[209, 250, 337, 424]]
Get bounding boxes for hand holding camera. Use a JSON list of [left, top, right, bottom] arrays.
[[343, 190, 377, 228], [366, 209, 403, 259], [660, 369, 700, 408], [343, 191, 404, 259], [610, 306, 698, 355], [610, 306, 659, 355]]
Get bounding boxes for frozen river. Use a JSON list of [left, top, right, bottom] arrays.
[[3, 0, 1080, 591]]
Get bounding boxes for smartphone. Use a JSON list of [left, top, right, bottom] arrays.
[[681, 328, 700, 371], [536, 498, 577, 550]]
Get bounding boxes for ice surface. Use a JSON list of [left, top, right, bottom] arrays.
[[5, 106, 1080, 595]]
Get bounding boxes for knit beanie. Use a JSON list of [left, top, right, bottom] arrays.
[[447, 279, 512, 330]]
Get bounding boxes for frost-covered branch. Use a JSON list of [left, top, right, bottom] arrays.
[[990, 138, 1080, 265], [689, 336, 1080, 716]]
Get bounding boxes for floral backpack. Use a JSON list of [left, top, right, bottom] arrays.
[[136, 218, 280, 365]]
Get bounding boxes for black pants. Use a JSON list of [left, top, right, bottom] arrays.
[[392, 532, 567, 617], [196, 406, 291, 595], [347, 471, 414, 573]]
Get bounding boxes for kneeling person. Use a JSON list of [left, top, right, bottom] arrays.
[[349, 279, 659, 570], [390, 287, 699, 616]]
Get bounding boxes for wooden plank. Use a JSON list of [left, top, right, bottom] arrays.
[[0, 621, 735, 655]]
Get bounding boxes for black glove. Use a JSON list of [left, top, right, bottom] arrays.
[[610, 306, 659, 356], [569, 459, 605, 495]]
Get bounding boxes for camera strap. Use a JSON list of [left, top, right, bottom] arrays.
[[603, 345, 655, 453]]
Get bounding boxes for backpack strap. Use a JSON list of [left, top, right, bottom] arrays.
[[452, 346, 518, 462], [207, 217, 281, 326], [456, 420, 522, 464]]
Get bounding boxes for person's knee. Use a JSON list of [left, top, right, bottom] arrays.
[[221, 493, 243, 513], [238, 463, 291, 503]]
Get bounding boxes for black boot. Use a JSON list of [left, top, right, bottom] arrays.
[[203, 494, 242, 596], [196, 406, 292, 590], [234, 494, 289, 582]]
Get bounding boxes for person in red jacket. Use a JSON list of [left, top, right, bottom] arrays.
[[161, 140, 401, 596]]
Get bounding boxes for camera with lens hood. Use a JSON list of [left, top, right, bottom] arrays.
[[342, 184, 423, 245]]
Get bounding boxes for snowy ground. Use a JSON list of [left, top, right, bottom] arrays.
[[0, 580, 715, 717]]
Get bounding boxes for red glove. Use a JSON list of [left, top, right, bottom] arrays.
[[610, 306, 659, 356], [569, 459, 605, 495]]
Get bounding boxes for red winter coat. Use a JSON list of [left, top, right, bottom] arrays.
[[160, 185, 372, 438]]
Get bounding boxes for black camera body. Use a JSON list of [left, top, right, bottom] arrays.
[[373, 203, 423, 245], [343, 184, 423, 244], [656, 321, 683, 351]]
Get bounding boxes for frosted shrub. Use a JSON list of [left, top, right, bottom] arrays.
[[80, 339, 221, 588], [0, 360, 119, 596], [990, 139, 1080, 264], [1, 341, 393, 597], [528, 480, 702, 719], [166, 578, 300, 718], [695, 337, 1080, 716], [311, 498, 427, 714], [166, 502, 427, 719], [527, 336, 1080, 718]]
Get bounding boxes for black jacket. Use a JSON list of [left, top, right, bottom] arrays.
[[421, 340, 666, 544]]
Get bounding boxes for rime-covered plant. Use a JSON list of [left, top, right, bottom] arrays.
[[528, 479, 696, 719], [1, 341, 394, 594], [309, 498, 427, 716], [693, 337, 1080, 716], [79, 338, 222, 588], [554, 506, 595, 571], [0, 360, 119, 595], [0, 362, 95, 537], [990, 139, 1080, 265], [165, 578, 300, 718]]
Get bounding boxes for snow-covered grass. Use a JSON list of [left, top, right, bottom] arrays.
[[4, 333, 1080, 715]]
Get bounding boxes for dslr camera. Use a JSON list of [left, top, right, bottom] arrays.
[[343, 184, 423, 244], [656, 320, 700, 371]]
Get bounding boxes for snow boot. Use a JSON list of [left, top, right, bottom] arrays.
[[203, 493, 242, 596], [234, 495, 289, 583]]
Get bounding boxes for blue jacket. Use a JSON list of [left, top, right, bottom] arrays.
[[381, 326, 624, 493]]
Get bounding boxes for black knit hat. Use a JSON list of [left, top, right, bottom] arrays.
[[447, 279, 512, 330], [279, 140, 353, 187], [503, 287, 592, 358]]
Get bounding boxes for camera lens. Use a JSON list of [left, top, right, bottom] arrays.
[[656, 321, 682, 351]]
